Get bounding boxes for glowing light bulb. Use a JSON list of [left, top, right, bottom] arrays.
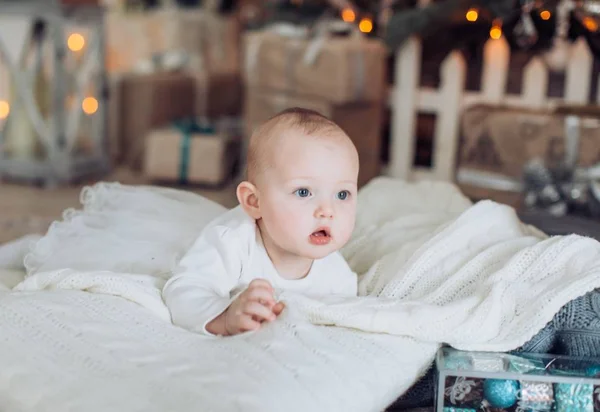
[[490, 21, 502, 39], [82, 97, 98, 115], [68, 33, 85, 52], [583, 16, 599, 32], [359, 18, 373, 33], [341, 8, 356, 22], [0, 100, 9, 119], [466, 8, 478, 22], [540, 10, 551, 20]]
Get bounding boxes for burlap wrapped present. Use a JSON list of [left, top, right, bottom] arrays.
[[106, 47, 243, 167], [244, 89, 383, 187], [110, 72, 196, 170], [457, 104, 600, 203], [243, 22, 387, 104], [105, 9, 240, 75], [105, 7, 243, 165], [105, 10, 170, 74], [167, 9, 241, 76], [193, 70, 243, 119], [143, 120, 240, 186]]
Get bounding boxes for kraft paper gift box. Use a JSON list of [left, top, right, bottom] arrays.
[[456, 104, 600, 205], [105, 9, 240, 76], [105, 10, 171, 74], [168, 9, 241, 76], [107, 68, 243, 169], [243, 23, 387, 105], [458, 105, 600, 182], [143, 120, 240, 186], [105, 8, 243, 164], [112, 72, 197, 170], [193, 70, 243, 119]]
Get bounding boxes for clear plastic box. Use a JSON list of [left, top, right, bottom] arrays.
[[435, 347, 600, 411]]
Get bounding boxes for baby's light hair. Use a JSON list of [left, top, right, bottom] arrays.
[[246, 107, 346, 182]]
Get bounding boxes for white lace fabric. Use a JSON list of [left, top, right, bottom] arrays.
[[1, 177, 600, 412]]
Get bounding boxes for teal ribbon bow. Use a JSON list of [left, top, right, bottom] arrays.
[[172, 119, 215, 184]]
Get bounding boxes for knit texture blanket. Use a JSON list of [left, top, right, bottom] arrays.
[[2, 177, 600, 412]]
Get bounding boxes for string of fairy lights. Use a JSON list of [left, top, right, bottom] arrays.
[[0, 29, 98, 121], [328, 0, 600, 40], [463, 2, 598, 40]]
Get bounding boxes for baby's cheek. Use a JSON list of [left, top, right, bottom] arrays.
[[338, 211, 356, 242], [273, 206, 303, 234]]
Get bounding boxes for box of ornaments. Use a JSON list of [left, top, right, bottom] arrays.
[[435, 347, 600, 412]]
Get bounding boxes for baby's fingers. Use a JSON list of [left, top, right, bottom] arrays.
[[237, 315, 262, 332], [244, 302, 276, 322], [272, 302, 285, 316], [248, 279, 274, 293], [245, 286, 275, 307]]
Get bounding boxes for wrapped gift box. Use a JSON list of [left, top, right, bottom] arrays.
[[105, 10, 170, 74], [143, 121, 240, 186], [108, 70, 242, 168], [110, 72, 196, 169], [243, 24, 387, 104], [105, 8, 243, 166], [436, 347, 600, 412], [106, 9, 240, 75], [169, 9, 241, 75], [244, 89, 383, 187], [457, 105, 600, 202], [194, 70, 243, 119]]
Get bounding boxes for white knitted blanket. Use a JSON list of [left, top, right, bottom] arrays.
[[2, 178, 600, 412]]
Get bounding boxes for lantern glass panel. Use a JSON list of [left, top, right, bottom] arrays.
[[62, 20, 103, 157], [0, 20, 55, 161]]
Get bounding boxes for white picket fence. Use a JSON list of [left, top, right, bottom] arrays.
[[386, 34, 596, 183]]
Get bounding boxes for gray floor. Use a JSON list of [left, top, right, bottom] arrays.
[[0, 167, 240, 244]]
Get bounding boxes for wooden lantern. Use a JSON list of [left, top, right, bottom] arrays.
[[0, 0, 109, 186]]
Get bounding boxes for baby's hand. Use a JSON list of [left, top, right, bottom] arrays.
[[224, 279, 284, 335]]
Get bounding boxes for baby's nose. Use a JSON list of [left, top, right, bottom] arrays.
[[315, 204, 334, 219]]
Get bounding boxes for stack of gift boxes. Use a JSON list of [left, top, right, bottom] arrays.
[[242, 22, 388, 188], [105, 8, 389, 188], [106, 7, 243, 186]]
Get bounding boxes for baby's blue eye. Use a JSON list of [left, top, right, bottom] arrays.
[[294, 188, 311, 198], [337, 190, 350, 200]]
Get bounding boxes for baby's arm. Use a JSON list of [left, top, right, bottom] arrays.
[[163, 224, 281, 336], [163, 225, 243, 335]]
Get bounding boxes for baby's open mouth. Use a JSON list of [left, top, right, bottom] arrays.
[[310, 228, 332, 245]]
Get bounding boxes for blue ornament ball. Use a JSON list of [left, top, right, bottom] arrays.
[[483, 379, 520, 408], [585, 365, 600, 377]]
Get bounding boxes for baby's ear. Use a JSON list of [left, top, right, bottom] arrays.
[[236, 181, 261, 219]]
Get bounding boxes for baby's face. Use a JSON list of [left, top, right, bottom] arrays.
[[257, 129, 359, 260]]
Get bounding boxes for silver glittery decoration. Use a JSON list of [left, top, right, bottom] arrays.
[[471, 353, 507, 373], [513, 0, 538, 49], [518, 381, 554, 411], [522, 116, 600, 218]]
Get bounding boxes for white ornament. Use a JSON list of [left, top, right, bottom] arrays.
[[543, 0, 575, 71]]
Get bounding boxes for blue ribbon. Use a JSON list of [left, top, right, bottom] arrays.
[[172, 119, 215, 184]]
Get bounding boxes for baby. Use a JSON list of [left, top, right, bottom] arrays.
[[162, 107, 359, 336]]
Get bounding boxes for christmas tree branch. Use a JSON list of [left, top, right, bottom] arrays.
[[384, 0, 517, 49]]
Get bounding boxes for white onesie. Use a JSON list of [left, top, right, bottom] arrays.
[[162, 206, 358, 335]]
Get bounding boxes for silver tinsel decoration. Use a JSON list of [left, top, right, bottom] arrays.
[[523, 159, 600, 218], [523, 115, 600, 219]]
